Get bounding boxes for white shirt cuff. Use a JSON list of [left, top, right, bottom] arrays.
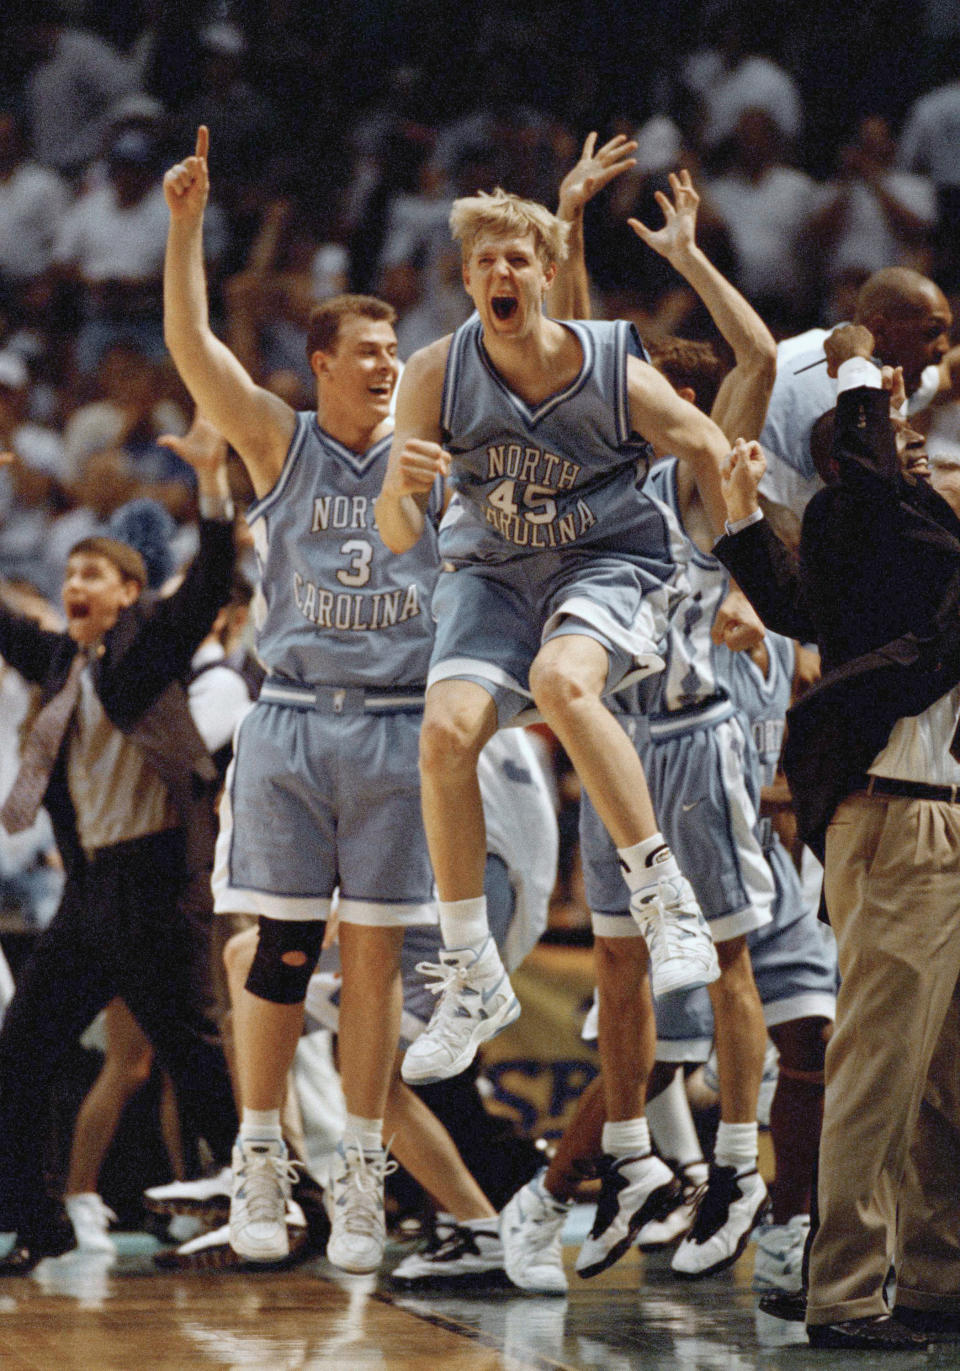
[[724, 508, 764, 536], [837, 357, 882, 394]]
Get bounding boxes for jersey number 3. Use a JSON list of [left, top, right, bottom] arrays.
[[336, 538, 374, 587]]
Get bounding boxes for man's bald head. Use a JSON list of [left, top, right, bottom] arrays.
[[854, 268, 952, 393]]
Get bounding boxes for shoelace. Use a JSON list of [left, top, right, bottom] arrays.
[[414, 957, 478, 1043], [686, 1166, 743, 1242], [335, 1148, 398, 1238], [416, 956, 471, 1002], [237, 1150, 300, 1225]]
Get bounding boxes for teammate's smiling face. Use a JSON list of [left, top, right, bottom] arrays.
[[312, 315, 400, 425], [463, 231, 556, 337]]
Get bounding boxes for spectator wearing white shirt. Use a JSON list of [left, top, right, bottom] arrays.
[[20, 9, 136, 178], [704, 109, 828, 331], [899, 71, 960, 288], [808, 116, 937, 321], [53, 130, 224, 376], [0, 111, 69, 299]]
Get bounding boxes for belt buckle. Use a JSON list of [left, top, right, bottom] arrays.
[[333, 688, 346, 715]]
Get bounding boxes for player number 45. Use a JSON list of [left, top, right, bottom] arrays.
[[488, 479, 557, 525]]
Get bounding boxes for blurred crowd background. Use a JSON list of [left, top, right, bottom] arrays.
[[1, 0, 959, 928]]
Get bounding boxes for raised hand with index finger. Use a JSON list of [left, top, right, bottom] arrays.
[[163, 126, 210, 221]]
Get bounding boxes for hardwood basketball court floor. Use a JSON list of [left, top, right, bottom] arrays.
[[0, 1237, 954, 1370]]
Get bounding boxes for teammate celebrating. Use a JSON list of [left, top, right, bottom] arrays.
[[163, 128, 442, 1275], [376, 180, 760, 1092]]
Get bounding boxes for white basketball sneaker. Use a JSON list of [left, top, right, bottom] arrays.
[[325, 1140, 397, 1274], [671, 1163, 769, 1278], [229, 1137, 298, 1263], [752, 1213, 810, 1293], [630, 873, 720, 998], [391, 1217, 504, 1283], [401, 936, 521, 1085], [499, 1169, 571, 1294], [576, 1152, 680, 1278], [64, 1193, 117, 1255]]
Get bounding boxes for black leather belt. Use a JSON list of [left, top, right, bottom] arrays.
[[855, 774, 960, 803]]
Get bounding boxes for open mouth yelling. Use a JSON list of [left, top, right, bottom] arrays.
[[491, 296, 518, 322]]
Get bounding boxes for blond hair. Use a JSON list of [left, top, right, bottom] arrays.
[[449, 188, 570, 268]]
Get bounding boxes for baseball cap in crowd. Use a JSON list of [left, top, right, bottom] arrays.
[[199, 21, 245, 57], [107, 129, 159, 169]]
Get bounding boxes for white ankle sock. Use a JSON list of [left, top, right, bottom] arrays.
[[344, 1113, 384, 1154], [439, 896, 489, 949], [602, 1117, 651, 1157], [240, 1108, 282, 1143], [714, 1120, 758, 1173], [646, 1068, 707, 1181], [617, 833, 681, 894]]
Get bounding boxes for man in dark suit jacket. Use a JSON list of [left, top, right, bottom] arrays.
[[715, 325, 960, 1350], [0, 429, 239, 1270]]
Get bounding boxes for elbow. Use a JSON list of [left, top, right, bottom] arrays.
[[750, 340, 778, 390]]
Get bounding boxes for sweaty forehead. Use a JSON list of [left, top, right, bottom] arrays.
[[335, 316, 397, 351], [66, 553, 122, 579], [471, 231, 538, 259]]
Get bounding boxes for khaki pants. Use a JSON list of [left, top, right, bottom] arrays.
[[808, 792, 960, 1326]]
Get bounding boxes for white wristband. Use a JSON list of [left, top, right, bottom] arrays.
[[724, 508, 764, 536], [837, 357, 882, 394]]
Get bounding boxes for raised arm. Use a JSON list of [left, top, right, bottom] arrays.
[[163, 127, 295, 498], [713, 438, 815, 641], [628, 355, 732, 536], [547, 132, 637, 321], [375, 339, 450, 553], [628, 171, 776, 441]]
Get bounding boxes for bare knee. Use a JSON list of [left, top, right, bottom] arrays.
[[595, 934, 648, 988], [710, 936, 761, 1011], [529, 654, 594, 723], [419, 700, 490, 783], [770, 1016, 830, 1075], [223, 925, 258, 980]]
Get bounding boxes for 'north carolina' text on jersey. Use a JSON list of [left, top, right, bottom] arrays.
[[246, 414, 442, 687], [438, 316, 663, 565]]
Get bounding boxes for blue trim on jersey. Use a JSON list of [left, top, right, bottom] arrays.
[[647, 694, 736, 739], [613, 320, 630, 447], [440, 324, 467, 437], [472, 319, 596, 429], [246, 410, 311, 524], [315, 424, 392, 479]]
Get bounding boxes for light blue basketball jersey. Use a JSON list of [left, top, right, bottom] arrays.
[[438, 315, 678, 573], [724, 633, 795, 791], [246, 414, 442, 688], [639, 458, 730, 714]]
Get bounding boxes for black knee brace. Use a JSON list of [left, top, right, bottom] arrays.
[[245, 916, 325, 1005]]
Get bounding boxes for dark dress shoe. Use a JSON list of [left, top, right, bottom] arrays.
[[895, 1306, 960, 1342], [0, 1244, 44, 1275], [758, 1287, 807, 1322], [807, 1314, 930, 1349]]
